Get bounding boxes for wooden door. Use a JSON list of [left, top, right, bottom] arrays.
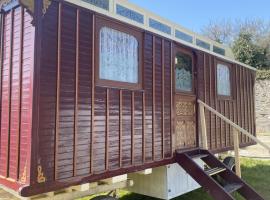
[[174, 47, 197, 150]]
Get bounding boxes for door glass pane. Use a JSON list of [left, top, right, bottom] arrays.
[[175, 52, 193, 92]]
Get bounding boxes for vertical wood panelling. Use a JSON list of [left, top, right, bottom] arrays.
[[55, 2, 61, 180], [121, 90, 132, 167], [19, 9, 34, 183], [134, 91, 143, 164], [142, 92, 145, 162], [170, 42, 173, 156], [152, 36, 156, 161], [9, 7, 22, 180], [144, 33, 153, 162], [57, 4, 76, 180], [199, 53, 256, 152], [210, 56, 217, 149], [154, 36, 162, 161], [0, 5, 34, 183], [131, 91, 134, 165], [31, 1, 257, 190], [76, 10, 92, 176], [108, 89, 120, 170], [240, 66, 245, 143], [16, 7, 24, 181], [161, 40, 165, 158], [7, 9, 14, 178], [0, 10, 12, 177], [0, 11, 4, 178], [164, 40, 171, 157], [90, 14, 95, 174], [105, 89, 109, 170], [119, 90, 122, 167], [39, 1, 58, 182], [93, 87, 106, 172], [73, 9, 79, 177]]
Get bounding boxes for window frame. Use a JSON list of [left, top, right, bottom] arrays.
[[174, 47, 195, 95], [95, 16, 143, 90], [215, 60, 233, 100]]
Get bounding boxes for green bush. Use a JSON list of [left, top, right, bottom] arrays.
[[256, 70, 270, 80]]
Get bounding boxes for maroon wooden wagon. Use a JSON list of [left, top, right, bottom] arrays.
[[0, 0, 268, 199]]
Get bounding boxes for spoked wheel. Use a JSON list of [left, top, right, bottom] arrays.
[[91, 195, 118, 200]]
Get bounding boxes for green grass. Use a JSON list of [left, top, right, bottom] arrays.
[[84, 158, 270, 200]]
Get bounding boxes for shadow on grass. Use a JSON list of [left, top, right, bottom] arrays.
[[117, 158, 270, 200], [86, 159, 269, 200]]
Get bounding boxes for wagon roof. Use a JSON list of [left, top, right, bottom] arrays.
[[1, 0, 257, 71], [64, 0, 257, 71]]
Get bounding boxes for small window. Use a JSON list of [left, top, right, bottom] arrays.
[[175, 52, 193, 92], [99, 27, 139, 85], [217, 63, 231, 97]]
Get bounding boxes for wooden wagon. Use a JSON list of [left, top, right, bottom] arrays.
[[0, 0, 268, 199]]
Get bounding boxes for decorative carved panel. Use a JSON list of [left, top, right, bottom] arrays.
[[176, 101, 194, 116], [174, 95, 196, 150]]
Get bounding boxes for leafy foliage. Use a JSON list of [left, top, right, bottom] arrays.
[[256, 70, 270, 80], [202, 19, 270, 69], [232, 33, 269, 69]]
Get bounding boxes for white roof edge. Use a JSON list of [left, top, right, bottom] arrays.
[[64, 0, 257, 71]]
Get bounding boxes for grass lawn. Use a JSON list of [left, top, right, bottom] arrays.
[[84, 158, 270, 200]]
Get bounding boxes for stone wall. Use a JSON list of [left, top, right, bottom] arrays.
[[255, 79, 270, 133]]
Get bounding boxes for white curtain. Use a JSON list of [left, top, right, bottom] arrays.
[[176, 68, 192, 91], [99, 27, 139, 83], [217, 63, 231, 96]]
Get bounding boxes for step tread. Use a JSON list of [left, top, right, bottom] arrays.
[[190, 154, 209, 159], [205, 167, 226, 176], [224, 183, 243, 193]]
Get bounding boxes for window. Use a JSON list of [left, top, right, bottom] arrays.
[[96, 17, 142, 89], [213, 46, 225, 56], [196, 39, 211, 50], [116, 4, 144, 24], [217, 63, 231, 97], [82, 0, 109, 10], [175, 52, 193, 92], [149, 18, 172, 35], [175, 30, 193, 43]]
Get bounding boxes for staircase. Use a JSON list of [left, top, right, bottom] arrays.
[[176, 149, 265, 200]]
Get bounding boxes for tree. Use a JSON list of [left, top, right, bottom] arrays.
[[201, 20, 233, 44], [201, 19, 270, 69], [232, 32, 268, 69]]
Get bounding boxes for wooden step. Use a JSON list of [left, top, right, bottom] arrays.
[[190, 154, 209, 159], [224, 183, 243, 194], [205, 167, 226, 176]]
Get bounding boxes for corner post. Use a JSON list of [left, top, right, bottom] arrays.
[[233, 128, 241, 177]]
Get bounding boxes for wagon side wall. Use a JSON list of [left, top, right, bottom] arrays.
[[21, 0, 256, 196], [29, 0, 173, 194], [196, 51, 256, 152], [0, 5, 35, 190]]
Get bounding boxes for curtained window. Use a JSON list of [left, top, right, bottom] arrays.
[[175, 52, 193, 92], [99, 27, 139, 84], [217, 63, 231, 96]]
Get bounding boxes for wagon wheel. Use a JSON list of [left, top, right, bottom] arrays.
[[91, 195, 118, 200]]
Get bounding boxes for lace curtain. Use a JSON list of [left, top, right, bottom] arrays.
[[99, 27, 139, 83], [217, 63, 231, 96], [175, 53, 193, 92]]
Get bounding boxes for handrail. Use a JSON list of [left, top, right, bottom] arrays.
[[198, 99, 270, 153]]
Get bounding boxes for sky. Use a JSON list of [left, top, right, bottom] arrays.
[[128, 0, 270, 33]]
